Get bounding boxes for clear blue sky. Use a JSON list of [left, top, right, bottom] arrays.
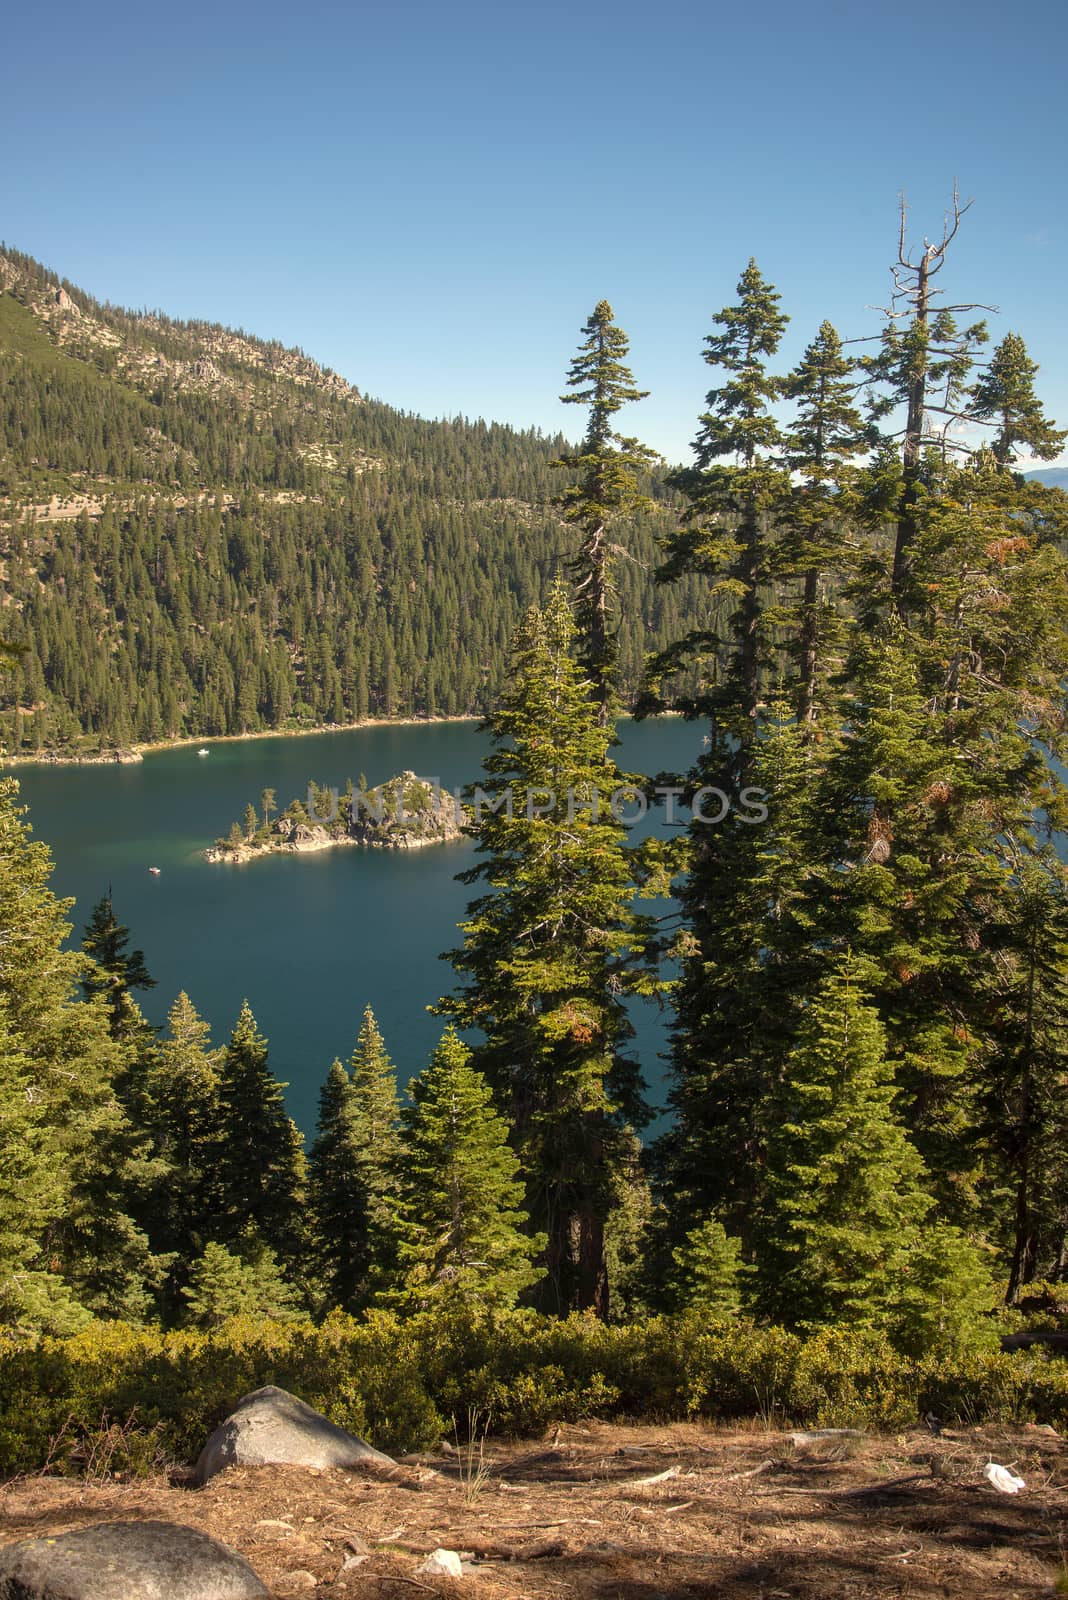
[[3, 0, 1065, 465]]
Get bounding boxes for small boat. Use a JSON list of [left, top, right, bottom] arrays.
[[148, 866, 161, 876], [197, 747, 210, 757]]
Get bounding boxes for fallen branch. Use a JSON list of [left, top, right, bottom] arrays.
[[360, 1579, 438, 1594], [789, 1429, 865, 1446], [723, 1458, 775, 1482], [489, 1518, 601, 1530], [839, 1473, 931, 1499], [758, 1473, 931, 1501], [461, 1536, 567, 1561], [633, 1465, 680, 1486]]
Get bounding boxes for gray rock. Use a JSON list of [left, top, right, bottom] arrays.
[[195, 1385, 394, 1485], [0, 1520, 268, 1599]]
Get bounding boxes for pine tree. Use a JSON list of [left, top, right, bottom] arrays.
[[653, 259, 790, 752], [553, 301, 656, 722], [308, 1062, 363, 1309], [141, 992, 224, 1314], [0, 777, 164, 1324], [661, 704, 825, 1246], [888, 1222, 999, 1357], [755, 960, 932, 1331], [669, 1218, 744, 1318], [181, 1239, 302, 1329], [801, 631, 992, 1199], [440, 581, 656, 1316], [395, 1028, 544, 1311], [0, 995, 85, 1332], [346, 1004, 404, 1297], [969, 331, 1067, 470], [981, 857, 1068, 1299], [215, 1000, 306, 1269], [307, 1009, 404, 1311], [642, 275, 797, 1246], [780, 321, 869, 725], [80, 893, 157, 1041], [810, 456, 1068, 1205]]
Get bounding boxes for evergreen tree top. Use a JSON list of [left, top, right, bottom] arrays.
[[704, 259, 789, 371], [348, 1003, 401, 1143], [687, 260, 790, 477], [783, 320, 872, 483], [559, 300, 650, 447]]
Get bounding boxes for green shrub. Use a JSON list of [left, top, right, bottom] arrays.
[[2, 1311, 1068, 1478]]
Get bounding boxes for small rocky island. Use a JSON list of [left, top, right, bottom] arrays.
[[205, 772, 467, 863]]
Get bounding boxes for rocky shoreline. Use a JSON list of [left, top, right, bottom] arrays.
[[5, 746, 144, 766], [2, 716, 482, 768]]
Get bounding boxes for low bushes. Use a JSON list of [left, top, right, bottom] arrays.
[[1, 1310, 1066, 1476]]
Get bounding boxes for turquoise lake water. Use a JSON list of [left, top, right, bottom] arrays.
[[11, 718, 702, 1140]]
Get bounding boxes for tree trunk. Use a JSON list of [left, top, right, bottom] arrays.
[[584, 519, 611, 727], [1007, 924, 1039, 1303], [797, 564, 819, 724], [891, 251, 931, 606], [737, 500, 761, 724]]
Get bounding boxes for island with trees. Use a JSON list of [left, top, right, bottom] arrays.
[[205, 772, 467, 862]]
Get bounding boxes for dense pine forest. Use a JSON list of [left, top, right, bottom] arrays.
[[0, 246, 704, 752], [1, 201, 1068, 1464]]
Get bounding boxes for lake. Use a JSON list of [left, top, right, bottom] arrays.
[[10, 718, 702, 1140]]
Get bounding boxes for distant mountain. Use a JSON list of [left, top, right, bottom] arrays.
[[0, 247, 702, 754], [1024, 467, 1068, 490]]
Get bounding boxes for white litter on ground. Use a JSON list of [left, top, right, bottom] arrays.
[[983, 1462, 1025, 1494]]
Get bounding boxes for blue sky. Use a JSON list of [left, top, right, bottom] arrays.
[[2, 0, 1065, 465]]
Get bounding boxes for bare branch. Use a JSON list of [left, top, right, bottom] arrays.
[[898, 192, 911, 268], [927, 184, 974, 274]]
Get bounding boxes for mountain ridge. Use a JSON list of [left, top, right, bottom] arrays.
[[1025, 466, 1068, 489], [0, 246, 699, 754]]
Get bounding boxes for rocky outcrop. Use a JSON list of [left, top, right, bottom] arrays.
[[21, 746, 144, 766], [194, 1385, 394, 1484], [348, 772, 467, 848], [0, 1520, 268, 1599]]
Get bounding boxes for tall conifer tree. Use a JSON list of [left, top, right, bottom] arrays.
[[441, 581, 655, 1316], [307, 1007, 404, 1310], [141, 992, 224, 1315], [215, 1000, 306, 1271], [653, 259, 790, 751], [780, 321, 869, 725], [0, 778, 163, 1323], [554, 301, 656, 723], [982, 857, 1068, 1298]]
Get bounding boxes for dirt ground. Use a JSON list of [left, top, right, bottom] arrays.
[[1, 1419, 1065, 1599]]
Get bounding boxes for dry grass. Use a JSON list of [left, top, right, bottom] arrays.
[[0, 1419, 1065, 1598]]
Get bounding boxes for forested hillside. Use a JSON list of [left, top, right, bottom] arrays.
[[0, 247, 703, 751]]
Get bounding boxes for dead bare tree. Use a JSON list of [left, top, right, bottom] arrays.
[[865, 187, 995, 610]]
